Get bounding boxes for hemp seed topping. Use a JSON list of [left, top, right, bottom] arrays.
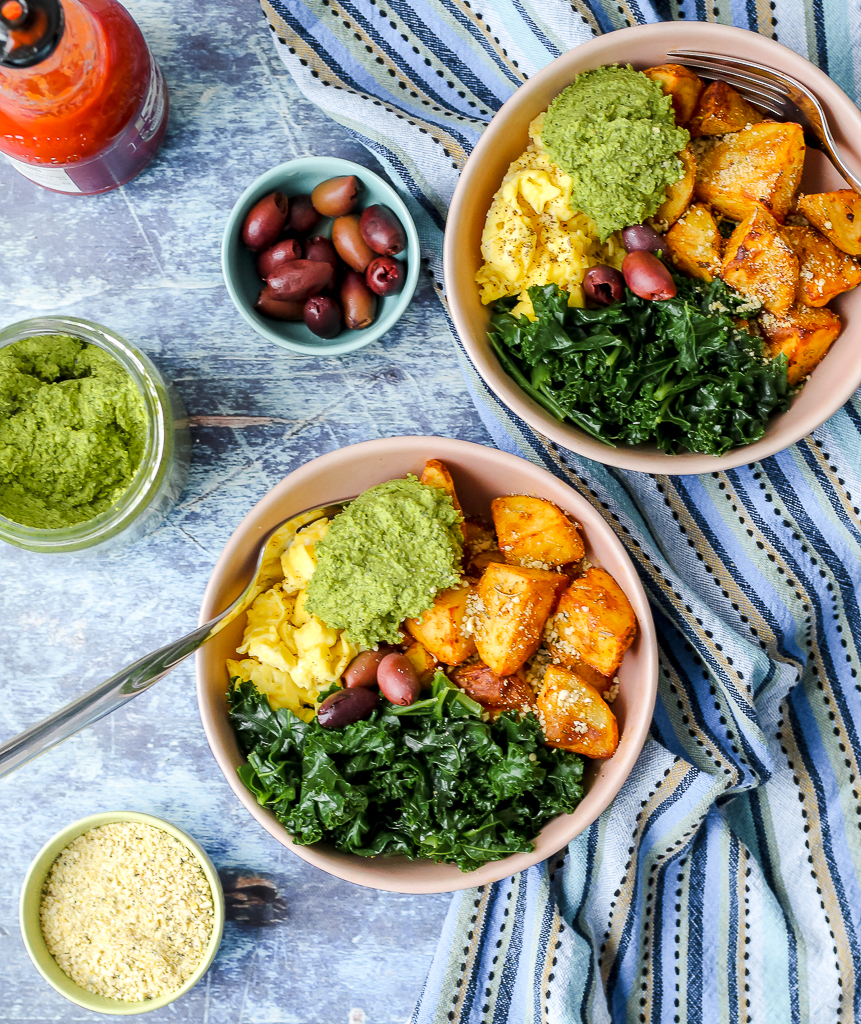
[[40, 821, 214, 1002]]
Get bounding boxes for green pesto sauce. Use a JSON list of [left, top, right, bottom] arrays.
[[0, 334, 148, 530], [541, 65, 690, 241], [304, 476, 463, 648]]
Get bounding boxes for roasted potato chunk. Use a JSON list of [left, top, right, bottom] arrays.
[[782, 225, 861, 307], [566, 660, 616, 697], [420, 459, 462, 511], [403, 640, 439, 683], [643, 64, 704, 126], [451, 661, 535, 717], [405, 582, 476, 666], [653, 148, 696, 230], [473, 562, 567, 677], [491, 494, 584, 568], [688, 80, 763, 136], [694, 121, 805, 222], [470, 549, 508, 574], [545, 567, 637, 678], [665, 202, 723, 281], [797, 191, 861, 256], [537, 665, 618, 759], [760, 305, 841, 385], [721, 207, 798, 315]]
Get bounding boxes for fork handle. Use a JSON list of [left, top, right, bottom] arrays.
[[0, 615, 224, 780]]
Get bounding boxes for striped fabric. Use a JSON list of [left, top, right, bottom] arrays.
[[257, 1, 861, 1020]]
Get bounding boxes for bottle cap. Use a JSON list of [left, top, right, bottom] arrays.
[[0, 0, 64, 68]]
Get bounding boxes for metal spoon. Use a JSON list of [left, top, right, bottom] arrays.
[[0, 500, 347, 780]]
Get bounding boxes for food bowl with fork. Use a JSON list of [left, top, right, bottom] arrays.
[[444, 22, 861, 475]]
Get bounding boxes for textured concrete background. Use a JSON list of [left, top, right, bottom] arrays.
[[0, 0, 492, 1019]]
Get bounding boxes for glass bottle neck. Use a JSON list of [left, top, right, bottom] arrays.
[[0, 0, 65, 67]]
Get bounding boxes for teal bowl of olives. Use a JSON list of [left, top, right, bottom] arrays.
[[222, 156, 420, 356]]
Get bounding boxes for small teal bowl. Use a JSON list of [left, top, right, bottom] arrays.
[[222, 156, 420, 356]]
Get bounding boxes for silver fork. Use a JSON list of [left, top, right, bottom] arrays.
[[666, 49, 861, 194]]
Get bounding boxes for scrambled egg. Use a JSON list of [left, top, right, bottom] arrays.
[[227, 518, 359, 722], [475, 115, 622, 319]]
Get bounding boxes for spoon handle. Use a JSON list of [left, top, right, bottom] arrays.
[[0, 500, 344, 781], [0, 615, 224, 780]]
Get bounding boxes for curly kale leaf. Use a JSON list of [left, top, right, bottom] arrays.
[[488, 279, 791, 456], [227, 675, 585, 872]]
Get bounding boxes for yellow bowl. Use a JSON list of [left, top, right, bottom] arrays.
[[444, 22, 861, 473], [19, 811, 225, 1016]]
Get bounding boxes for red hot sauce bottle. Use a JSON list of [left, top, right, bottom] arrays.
[[0, 0, 168, 194]]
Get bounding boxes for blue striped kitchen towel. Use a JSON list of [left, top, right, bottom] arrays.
[[257, 1, 861, 1020]]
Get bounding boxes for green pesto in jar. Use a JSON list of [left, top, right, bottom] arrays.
[[0, 334, 148, 529], [304, 476, 463, 648], [540, 65, 690, 241]]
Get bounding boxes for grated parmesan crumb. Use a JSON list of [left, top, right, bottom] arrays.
[[603, 677, 620, 704], [40, 822, 214, 1003]]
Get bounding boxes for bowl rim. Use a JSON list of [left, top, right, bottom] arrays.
[[19, 810, 225, 1016], [444, 22, 861, 474], [194, 435, 659, 894], [221, 155, 421, 356]]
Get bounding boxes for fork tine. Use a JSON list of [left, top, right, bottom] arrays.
[[733, 91, 789, 119], [671, 58, 789, 105], [667, 49, 798, 98], [690, 73, 790, 117]]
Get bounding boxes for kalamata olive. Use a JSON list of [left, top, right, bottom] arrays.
[[332, 214, 376, 273], [318, 687, 377, 728], [343, 646, 395, 688], [340, 270, 377, 330], [256, 238, 301, 279], [621, 223, 666, 256], [268, 259, 333, 301], [583, 265, 625, 306], [377, 652, 421, 706], [304, 235, 339, 274], [360, 204, 407, 256], [311, 175, 360, 217], [365, 256, 405, 296], [254, 287, 304, 321], [287, 194, 320, 234], [304, 295, 342, 338], [622, 251, 677, 301], [241, 191, 289, 252]]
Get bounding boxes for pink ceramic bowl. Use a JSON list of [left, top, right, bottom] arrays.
[[195, 436, 658, 893], [444, 23, 861, 474]]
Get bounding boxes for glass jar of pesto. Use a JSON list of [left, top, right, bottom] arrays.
[[0, 316, 190, 554]]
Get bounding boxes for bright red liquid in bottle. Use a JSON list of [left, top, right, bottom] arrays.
[[0, 0, 168, 194]]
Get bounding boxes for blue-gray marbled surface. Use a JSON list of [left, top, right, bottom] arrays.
[[0, 0, 493, 1020]]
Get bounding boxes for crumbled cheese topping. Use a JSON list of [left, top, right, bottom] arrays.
[[517, 556, 552, 570], [462, 591, 486, 638], [543, 613, 579, 660], [524, 647, 552, 689]]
